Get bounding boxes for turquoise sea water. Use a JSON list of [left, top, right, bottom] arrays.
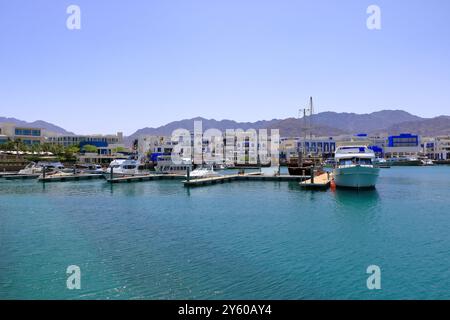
[[1, 166, 450, 299]]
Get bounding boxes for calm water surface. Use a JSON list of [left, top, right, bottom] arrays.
[[1, 166, 450, 299]]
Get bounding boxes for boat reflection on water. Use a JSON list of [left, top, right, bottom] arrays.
[[332, 187, 380, 210]]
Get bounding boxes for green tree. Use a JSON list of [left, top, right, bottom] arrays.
[[0, 138, 15, 151], [60, 145, 79, 162], [82, 144, 98, 153], [14, 138, 28, 153], [112, 146, 126, 154], [29, 142, 42, 154]]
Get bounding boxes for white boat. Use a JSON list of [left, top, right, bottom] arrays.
[[104, 159, 144, 178], [189, 166, 219, 179], [18, 161, 65, 175], [333, 146, 380, 189], [418, 157, 434, 166], [74, 163, 104, 174], [421, 159, 434, 166], [385, 156, 422, 166], [39, 171, 74, 179], [373, 158, 391, 168], [154, 155, 192, 174]]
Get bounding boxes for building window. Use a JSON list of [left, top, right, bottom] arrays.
[[15, 129, 41, 136]]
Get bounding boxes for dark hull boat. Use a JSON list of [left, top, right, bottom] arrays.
[[287, 156, 321, 176], [288, 165, 313, 176]]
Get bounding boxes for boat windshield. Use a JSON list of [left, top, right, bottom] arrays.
[[339, 157, 372, 166]]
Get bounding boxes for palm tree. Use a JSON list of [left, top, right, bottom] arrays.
[[14, 138, 28, 153]]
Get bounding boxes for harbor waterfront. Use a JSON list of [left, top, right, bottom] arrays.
[[1, 166, 450, 299]]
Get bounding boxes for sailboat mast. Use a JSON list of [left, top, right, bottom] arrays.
[[309, 96, 314, 141]]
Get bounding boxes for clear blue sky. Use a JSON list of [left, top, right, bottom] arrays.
[[1, 0, 449, 135]]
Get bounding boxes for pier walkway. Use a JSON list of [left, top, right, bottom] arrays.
[[3, 174, 40, 180], [106, 174, 185, 183], [299, 172, 332, 190], [38, 173, 104, 182], [183, 173, 309, 187]]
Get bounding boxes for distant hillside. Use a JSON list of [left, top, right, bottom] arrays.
[[385, 116, 450, 136], [128, 117, 279, 139], [0, 117, 74, 135], [310, 110, 422, 133], [125, 110, 432, 145], [4, 109, 450, 145], [265, 118, 347, 137]]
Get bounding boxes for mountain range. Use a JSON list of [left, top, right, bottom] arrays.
[[2, 110, 450, 145], [124, 110, 449, 145]]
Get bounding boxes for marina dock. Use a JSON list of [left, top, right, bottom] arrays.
[[183, 173, 309, 187], [0, 172, 19, 178], [299, 172, 332, 190], [3, 174, 40, 180], [38, 173, 104, 182], [106, 174, 186, 183]]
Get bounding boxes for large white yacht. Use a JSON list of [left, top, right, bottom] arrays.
[[333, 146, 380, 189], [104, 159, 144, 178]]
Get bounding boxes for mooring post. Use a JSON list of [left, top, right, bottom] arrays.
[[42, 166, 46, 182], [186, 166, 190, 182], [110, 166, 114, 181], [311, 166, 315, 184]]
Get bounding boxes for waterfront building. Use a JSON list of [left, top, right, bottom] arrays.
[[281, 136, 336, 161], [383, 133, 421, 158], [48, 132, 126, 164], [0, 123, 44, 145], [421, 136, 450, 160], [48, 132, 123, 148], [75, 145, 130, 165], [139, 132, 278, 166], [138, 136, 178, 161], [333, 133, 422, 159]]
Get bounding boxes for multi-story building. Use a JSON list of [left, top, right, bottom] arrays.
[[139, 131, 279, 165], [422, 136, 450, 160], [383, 133, 421, 158], [0, 123, 44, 145], [46, 132, 127, 165], [48, 132, 123, 148], [138, 136, 178, 161]]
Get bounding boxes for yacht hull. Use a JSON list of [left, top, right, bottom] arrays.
[[333, 166, 379, 189]]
